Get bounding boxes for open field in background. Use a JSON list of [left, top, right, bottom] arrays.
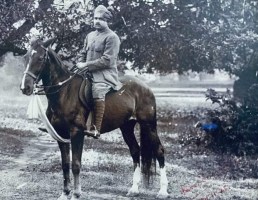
[[1, 78, 258, 200], [151, 79, 233, 110]]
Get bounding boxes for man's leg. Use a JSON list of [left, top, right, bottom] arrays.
[[84, 98, 105, 138], [84, 83, 110, 139]]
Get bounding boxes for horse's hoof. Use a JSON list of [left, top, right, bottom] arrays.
[[71, 196, 80, 200], [71, 197, 79, 200], [57, 192, 68, 200], [126, 192, 139, 197], [156, 190, 169, 199], [126, 187, 139, 197], [71, 193, 81, 200]]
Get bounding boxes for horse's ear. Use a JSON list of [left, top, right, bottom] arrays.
[[42, 38, 56, 48]]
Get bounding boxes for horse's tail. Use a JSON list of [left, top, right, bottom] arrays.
[[140, 122, 157, 183]]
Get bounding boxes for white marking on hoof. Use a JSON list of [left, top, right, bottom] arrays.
[[127, 185, 139, 196], [127, 165, 141, 196], [157, 188, 169, 199], [157, 166, 169, 199], [57, 192, 68, 200], [71, 188, 81, 200]]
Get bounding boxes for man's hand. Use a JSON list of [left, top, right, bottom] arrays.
[[70, 65, 79, 72], [76, 62, 88, 69]]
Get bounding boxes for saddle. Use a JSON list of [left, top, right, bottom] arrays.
[[79, 78, 93, 111], [79, 78, 94, 130]]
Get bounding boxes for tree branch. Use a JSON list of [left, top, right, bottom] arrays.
[[0, 0, 54, 57]]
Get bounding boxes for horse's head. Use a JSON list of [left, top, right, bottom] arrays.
[[21, 38, 56, 95]]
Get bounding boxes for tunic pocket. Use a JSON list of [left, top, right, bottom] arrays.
[[95, 43, 104, 52]]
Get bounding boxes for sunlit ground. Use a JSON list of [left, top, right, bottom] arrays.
[[1, 83, 258, 199]]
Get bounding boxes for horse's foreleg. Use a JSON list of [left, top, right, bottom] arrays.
[[57, 142, 71, 200], [71, 132, 85, 200], [120, 120, 141, 196], [127, 164, 141, 196]]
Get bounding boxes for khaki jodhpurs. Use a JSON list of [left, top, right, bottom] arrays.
[[92, 82, 112, 99]]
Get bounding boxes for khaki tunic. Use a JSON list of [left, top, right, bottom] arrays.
[[79, 28, 123, 91]]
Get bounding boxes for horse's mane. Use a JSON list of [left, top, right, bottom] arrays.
[[47, 47, 69, 73]]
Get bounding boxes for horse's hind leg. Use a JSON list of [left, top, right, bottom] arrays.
[[139, 122, 169, 199], [57, 142, 71, 200], [120, 120, 141, 196], [155, 137, 169, 198]]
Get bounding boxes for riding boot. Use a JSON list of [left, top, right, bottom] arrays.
[[84, 99, 105, 139]]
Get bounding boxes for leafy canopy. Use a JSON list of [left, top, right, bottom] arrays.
[[1, 0, 258, 74]]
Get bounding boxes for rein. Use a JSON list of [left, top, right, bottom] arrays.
[[35, 74, 76, 95]]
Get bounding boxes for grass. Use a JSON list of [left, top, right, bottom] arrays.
[[1, 91, 258, 199]]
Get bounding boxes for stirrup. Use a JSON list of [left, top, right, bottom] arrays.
[[84, 126, 100, 139], [38, 127, 48, 133]]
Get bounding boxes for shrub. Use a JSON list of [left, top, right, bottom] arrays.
[[202, 86, 258, 156]]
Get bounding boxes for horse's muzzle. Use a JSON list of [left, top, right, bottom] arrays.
[[21, 84, 33, 96], [21, 74, 35, 96]]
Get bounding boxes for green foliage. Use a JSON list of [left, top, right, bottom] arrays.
[[203, 87, 258, 156]]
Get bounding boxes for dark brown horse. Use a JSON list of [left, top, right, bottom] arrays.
[[20, 38, 168, 200]]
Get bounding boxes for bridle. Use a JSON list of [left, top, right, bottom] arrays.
[[23, 45, 75, 95], [23, 45, 49, 85]]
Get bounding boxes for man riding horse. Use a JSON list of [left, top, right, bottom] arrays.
[[20, 5, 169, 198], [76, 5, 122, 139]]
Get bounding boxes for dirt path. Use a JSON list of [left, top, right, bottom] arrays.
[[0, 128, 59, 200]]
